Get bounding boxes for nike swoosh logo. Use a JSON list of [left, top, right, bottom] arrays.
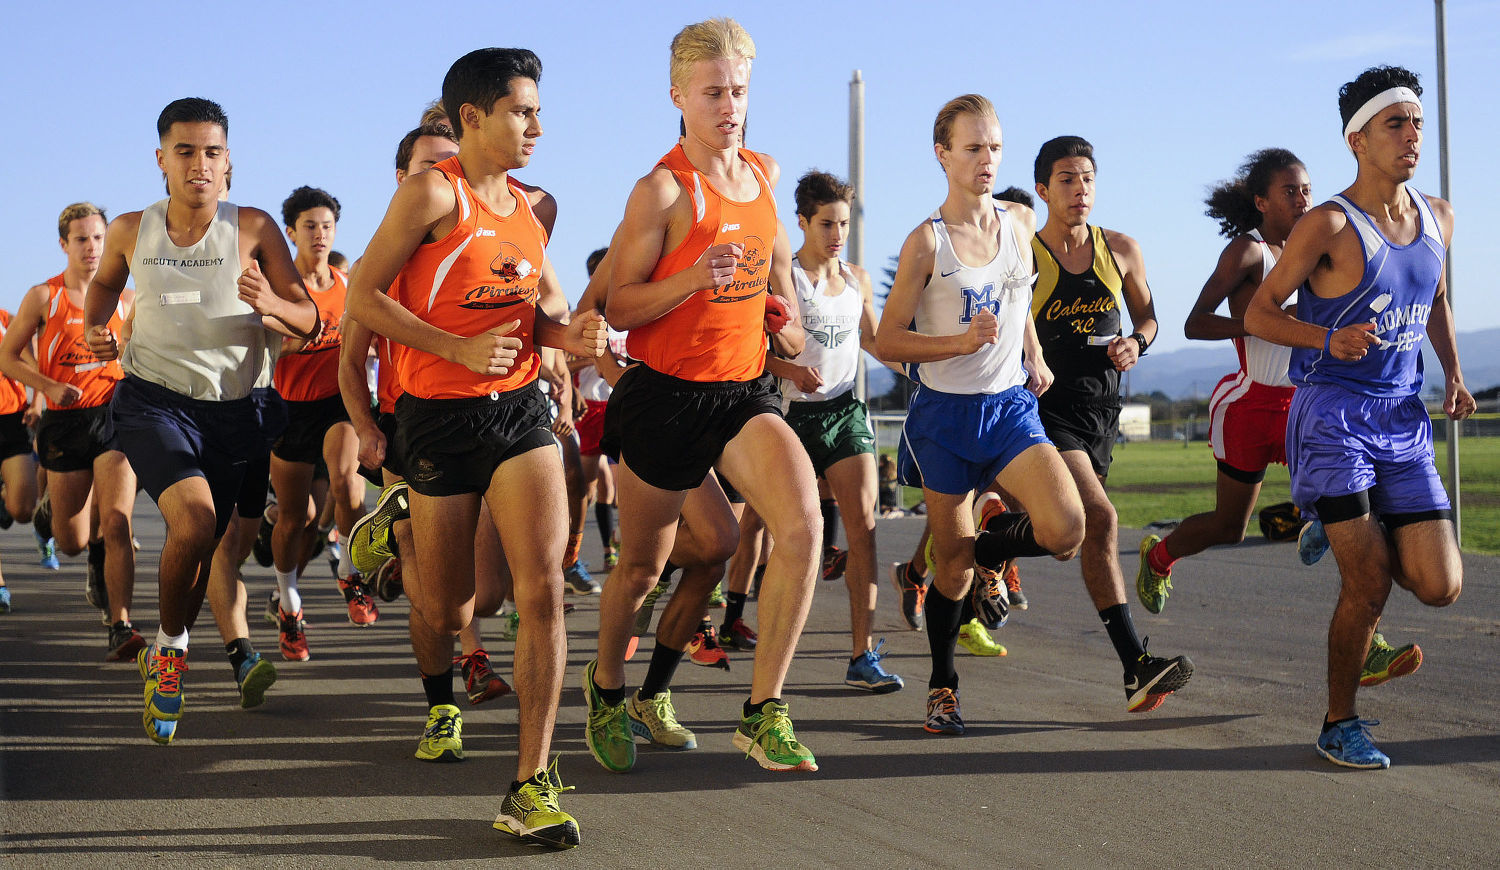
[[940, 268, 961, 278], [1124, 676, 1140, 691]]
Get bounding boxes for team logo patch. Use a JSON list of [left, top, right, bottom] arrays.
[[709, 234, 768, 304], [808, 325, 853, 348], [463, 242, 537, 310]]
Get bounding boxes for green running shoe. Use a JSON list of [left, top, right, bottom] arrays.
[[633, 577, 670, 636], [493, 757, 580, 849], [732, 700, 818, 772], [957, 618, 1006, 657], [235, 653, 278, 709], [1361, 632, 1422, 687], [706, 581, 726, 608], [349, 482, 409, 577], [1136, 534, 1171, 615], [415, 704, 464, 762], [582, 659, 635, 772], [627, 689, 697, 749]]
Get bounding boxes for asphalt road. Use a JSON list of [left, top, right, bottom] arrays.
[[2, 497, 1498, 868]]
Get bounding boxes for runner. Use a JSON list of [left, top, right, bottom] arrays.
[[582, 18, 823, 774], [1030, 134, 1195, 712], [1136, 149, 1311, 613], [0, 202, 141, 658], [1245, 65, 1470, 769], [84, 97, 319, 744], [567, 247, 626, 570], [0, 309, 38, 614], [346, 48, 601, 847], [768, 169, 902, 693], [877, 94, 1086, 734]]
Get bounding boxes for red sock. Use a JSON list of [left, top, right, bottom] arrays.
[[1148, 539, 1176, 574]]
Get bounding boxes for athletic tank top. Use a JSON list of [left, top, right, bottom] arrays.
[[781, 256, 862, 407], [908, 205, 1032, 396], [388, 156, 547, 400], [0, 311, 29, 415], [273, 267, 348, 402], [1290, 185, 1445, 398], [375, 335, 402, 413], [576, 328, 628, 403], [1237, 230, 1294, 387], [125, 199, 262, 401], [1031, 225, 1124, 405], [38, 274, 126, 407], [625, 145, 779, 383]]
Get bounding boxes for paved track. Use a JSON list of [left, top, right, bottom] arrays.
[[2, 498, 1498, 868]]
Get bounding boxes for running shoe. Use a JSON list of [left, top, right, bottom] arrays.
[[1298, 519, 1330, 566], [1136, 533, 1172, 614], [278, 608, 310, 662], [686, 625, 730, 670], [415, 704, 464, 762], [624, 635, 640, 662], [455, 648, 512, 705], [581, 659, 634, 772], [706, 582, 726, 608], [326, 537, 342, 581], [349, 481, 409, 577], [500, 609, 521, 642], [564, 559, 600, 595], [969, 564, 1009, 630], [603, 550, 619, 569], [821, 545, 848, 581], [1361, 632, 1422, 687], [0, 586, 9, 613], [1125, 642, 1194, 713], [37, 533, 59, 571], [924, 687, 964, 735], [720, 617, 758, 651], [733, 700, 818, 771], [890, 561, 927, 632], [845, 640, 904, 693], [235, 652, 278, 709], [138, 644, 186, 745], [957, 618, 1007, 657], [106, 621, 146, 662], [1003, 562, 1028, 611], [339, 576, 379, 626], [1315, 718, 1390, 769], [627, 689, 697, 749], [263, 590, 280, 627], [493, 758, 580, 849], [252, 508, 275, 567], [372, 556, 403, 602], [632, 577, 670, 636]]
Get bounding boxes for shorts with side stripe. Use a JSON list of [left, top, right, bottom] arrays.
[[1207, 371, 1294, 476], [897, 384, 1051, 496]]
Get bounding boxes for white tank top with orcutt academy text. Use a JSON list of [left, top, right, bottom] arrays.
[[909, 205, 1033, 395], [781, 257, 862, 409], [125, 199, 266, 401]]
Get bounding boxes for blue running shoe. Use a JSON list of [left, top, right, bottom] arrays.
[[564, 559, 600, 595], [0, 586, 10, 613], [1316, 718, 1390, 769], [138, 644, 187, 744], [38, 534, 60, 571], [845, 640, 904, 694], [236, 652, 278, 709], [1298, 520, 1329, 566]]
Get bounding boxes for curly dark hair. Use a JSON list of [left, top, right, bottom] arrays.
[[1204, 148, 1304, 238], [280, 186, 341, 228], [1338, 65, 1421, 132]]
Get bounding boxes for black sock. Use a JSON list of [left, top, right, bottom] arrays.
[[510, 768, 548, 793], [87, 538, 105, 569], [421, 668, 456, 708], [924, 587, 964, 690], [724, 591, 748, 624], [904, 560, 927, 585], [744, 696, 781, 718], [1322, 715, 1357, 733], [959, 593, 976, 625], [595, 502, 616, 549], [594, 678, 626, 706], [974, 513, 1050, 569], [1099, 604, 1146, 670], [225, 638, 253, 675], [820, 499, 839, 552], [660, 561, 678, 584], [638, 643, 685, 699]]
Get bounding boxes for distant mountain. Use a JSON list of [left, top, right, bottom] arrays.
[[863, 327, 1500, 403]]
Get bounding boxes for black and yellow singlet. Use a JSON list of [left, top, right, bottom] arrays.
[[1030, 226, 1125, 405]]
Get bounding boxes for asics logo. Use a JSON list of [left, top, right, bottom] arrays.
[[721, 222, 740, 232]]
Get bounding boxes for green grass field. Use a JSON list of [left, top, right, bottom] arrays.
[[885, 435, 1500, 555]]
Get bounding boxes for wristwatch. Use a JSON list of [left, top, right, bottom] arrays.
[[1129, 332, 1148, 355]]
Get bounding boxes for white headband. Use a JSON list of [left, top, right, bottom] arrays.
[[1344, 86, 1422, 152]]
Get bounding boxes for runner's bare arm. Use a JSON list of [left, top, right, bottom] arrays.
[[1246, 205, 1379, 360], [83, 212, 140, 359], [606, 168, 741, 330], [852, 263, 903, 377], [1104, 231, 1156, 372], [875, 221, 993, 363], [241, 208, 318, 339], [768, 217, 805, 357], [1421, 196, 1472, 420], [337, 316, 381, 441], [0, 284, 77, 406], [1184, 237, 1260, 341]]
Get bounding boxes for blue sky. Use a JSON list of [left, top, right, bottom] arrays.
[[4, 0, 1496, 355]]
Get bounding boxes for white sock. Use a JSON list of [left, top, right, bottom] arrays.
[[275, 568, 302, 615], [337, 532, 353, 579], [156, 627, 188, 650]]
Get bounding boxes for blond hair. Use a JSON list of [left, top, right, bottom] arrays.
[[933, 94, 996, 149], [669, 18, 755, 89], [420, 99, 449, 130], [57, 202, 106, 240]]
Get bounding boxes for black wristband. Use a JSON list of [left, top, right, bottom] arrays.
[[1130, 332, 1148, 355]]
